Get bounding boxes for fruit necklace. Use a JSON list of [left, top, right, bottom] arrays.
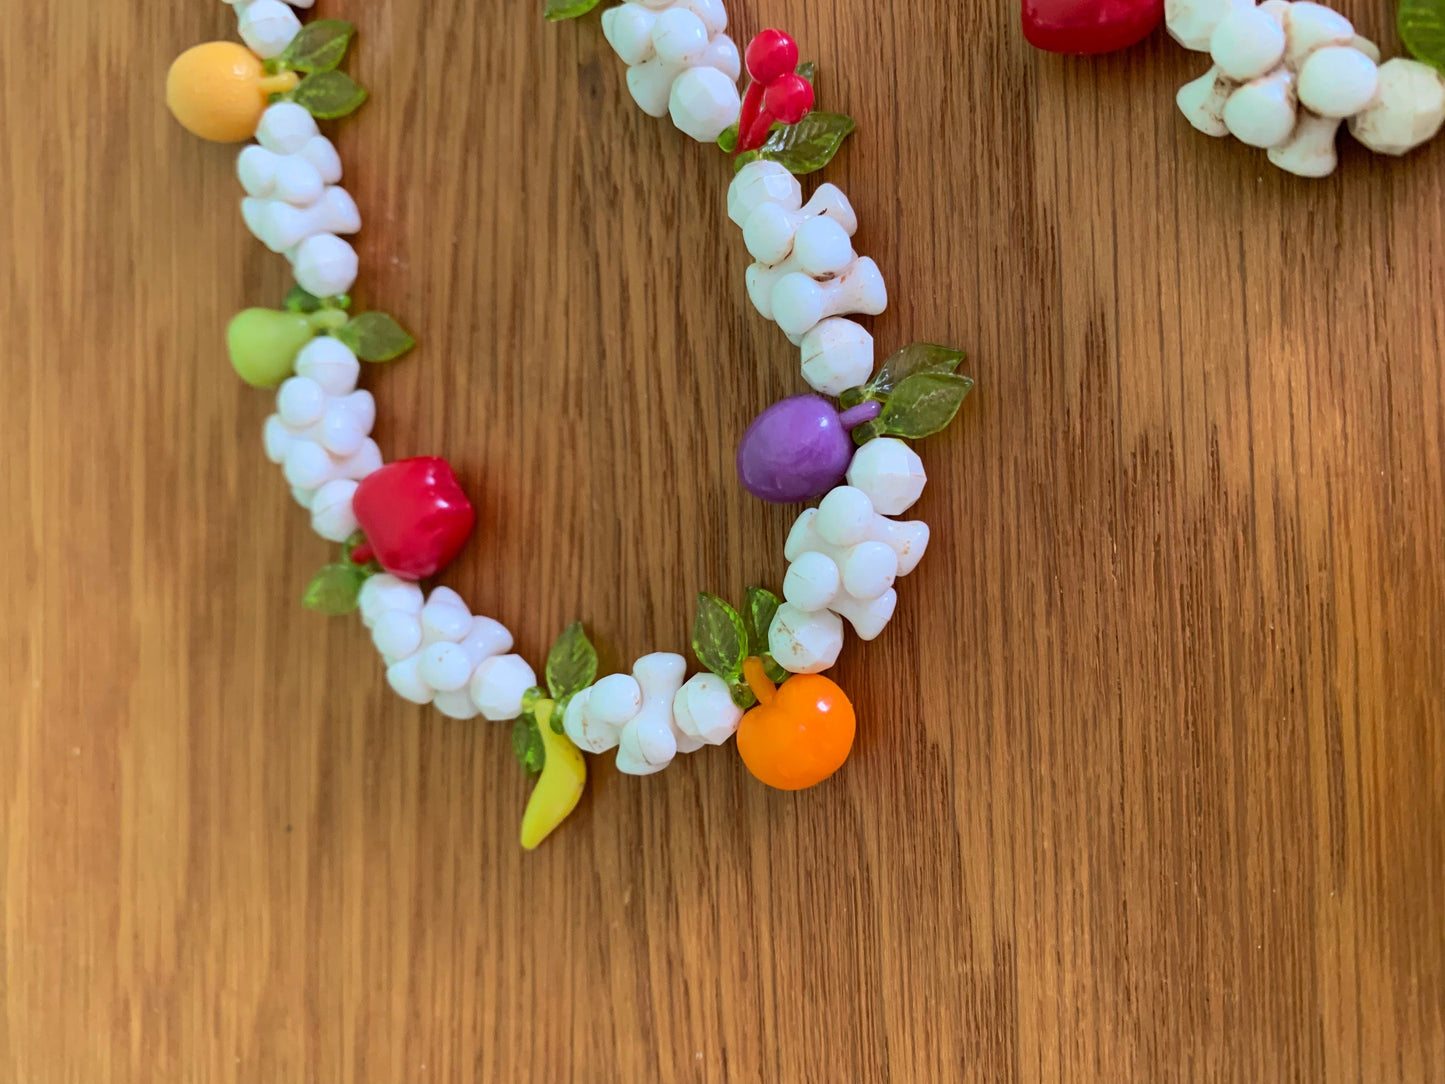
[[165, 0, 975, 848], [1022, 0, 1445, 178]]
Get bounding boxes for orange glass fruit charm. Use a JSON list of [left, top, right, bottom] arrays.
[[166, 42, 299, 142], [736, 657, 856, 790]]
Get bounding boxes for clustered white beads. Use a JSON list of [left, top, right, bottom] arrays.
[[563, 656, 744, 775], [359, 579, 538, 721], [224, 0, 311, 59], [1169, 0, 1445, 176], [262, 335, 382, 539], [601, 0, 743, 142], [769, 471, 929, 673], [727, 161, 887, 387], [241, 104, 361, 297]]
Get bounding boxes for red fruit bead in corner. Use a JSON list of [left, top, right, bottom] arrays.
[[744, 28, 799, 83], [351, 457, 476, 581], [1021, 0, 1163, 54]]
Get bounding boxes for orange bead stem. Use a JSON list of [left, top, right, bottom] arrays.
[[260, 71, 301, 98], [742, 656, 776, 706]]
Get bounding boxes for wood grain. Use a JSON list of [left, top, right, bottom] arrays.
[[3, 0, 1443, 1079]]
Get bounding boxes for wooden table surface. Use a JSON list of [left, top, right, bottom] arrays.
[[4, 0, 1443, 1080]]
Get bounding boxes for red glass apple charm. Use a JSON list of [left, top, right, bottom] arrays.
[[350, 456, 476, 580], [1021, 0, 1163, 54]]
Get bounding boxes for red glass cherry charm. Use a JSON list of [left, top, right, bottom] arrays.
[[350, 456, 476, 581], [1021, 0, 1163, 54], [744, 28, 799, 83], [736, 29, 814, 155], [762, 74, 814, 126]]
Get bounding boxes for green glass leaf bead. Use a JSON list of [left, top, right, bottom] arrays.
[[545, 622, 597, 701], [544, 0, 603, 20], [879, 371, 975, 440], [226, 307, 316, 388], [511, 715, 546, 777], [280, 18, 357, 74], [717, 123, 739, 154], [302, 563, 368, 615], [750, 111, 856, 176], [334, 312, 417, 362], [743, 586, 780, 657], [289, 70, 368, 120], [692, 593, 749, 681], [868, 343, 967, 399], [1400, 0, 1445, 71], [283, 285, 325, 314]]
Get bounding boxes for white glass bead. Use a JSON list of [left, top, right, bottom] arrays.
[[386, 655, 433, 705], [726, 161, 801, 227], [669, 65, 741, 142], [358, 574, 424, 624], [783, 550, 841, 612], [240, 197, 268, 243], [601, 4, 655, 65], [689, 0, 728, 34], [1209, 9, 1285, 81], [770, 257, 887, 338], [291, 234, 358, 299], [371, 609, 423, 661], [1164, 0, 1252, 52], [277, 376, 326, 426], [458, 615, 514, 667], [301, 136, 343, 185], [842, 540, 899, 601], [271, 156, 326, 207], [816, 486, 875, 546], [256, 102, 318, 155], [563, 690, 620, 753], [769, 274, 826, 338], [238, 0, 302, 60], [295, 336, 359, 395], [672, 673, 742, 745], [1176, 66, 1233, 137], [1223, 70, 1298, 148], [261, 187, 361, 253], [1298, 47, 1379, 118], [470, 654, 536, 721], [792, 216, 854, 277], [309, 477, 359, 542], [846, 436, 927, 515], [1348, 58, 1445, 155], [1282, 1, 1355, 67], [651, 8, 708, 64], [318, 403, 368, 457], [615, 712, 676, 775], [262, 414, 290, 463], [419, 642, 473, 692], [1267, 111, 1343, 177], [282, 439, 332, 490], [431, 688, 481, 720], [589, 673, 644, 724], [768, 602, 844, 675], [800, 319, 874, 396], [421, 600, 472, 645]]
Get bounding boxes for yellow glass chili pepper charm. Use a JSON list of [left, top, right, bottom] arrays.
[[520, 699, 587, 850]]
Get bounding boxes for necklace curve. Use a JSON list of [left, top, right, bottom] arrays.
[[165, 0, 976, 848]]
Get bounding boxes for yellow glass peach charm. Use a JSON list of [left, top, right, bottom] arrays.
[[166, 42, 298, 142]]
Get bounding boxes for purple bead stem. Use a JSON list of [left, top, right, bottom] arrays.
[[838, 400, 882, 430]]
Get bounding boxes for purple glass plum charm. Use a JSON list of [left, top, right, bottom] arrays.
[[737, 394, 882, 503]]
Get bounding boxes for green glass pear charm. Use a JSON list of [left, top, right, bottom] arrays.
[[226, 308, 319, 388]]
